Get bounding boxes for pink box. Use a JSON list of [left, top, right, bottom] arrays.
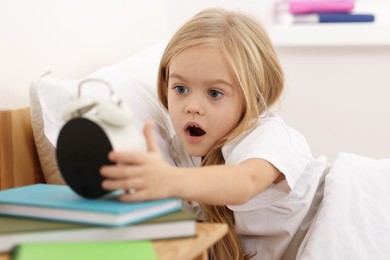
[[288, 1, 355, 14]]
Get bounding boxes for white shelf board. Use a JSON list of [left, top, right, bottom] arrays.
[[267, 1, 390, 47], [268, 23, 390, 47]]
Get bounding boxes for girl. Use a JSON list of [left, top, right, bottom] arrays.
[[101, 8, 327, 259]]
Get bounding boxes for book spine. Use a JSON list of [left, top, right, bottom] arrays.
[[288, 1, 355, 14], [318, 13, 375, 23], [275, 13, 375, 24]]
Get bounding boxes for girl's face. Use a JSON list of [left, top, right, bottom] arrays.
[[167, 46, 244, 157]]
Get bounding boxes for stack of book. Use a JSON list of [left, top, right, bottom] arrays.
[[274, 0, 375, 24], [0, 184, 197, 258]]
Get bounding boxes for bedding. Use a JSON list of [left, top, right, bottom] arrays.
[[296, 152, 390, 259]]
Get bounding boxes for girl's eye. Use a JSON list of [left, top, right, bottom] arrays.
[[174, 85, 189, 94], [208, 89, 224, 99]]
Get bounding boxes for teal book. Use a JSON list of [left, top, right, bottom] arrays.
[[0, 184, 182, 226]]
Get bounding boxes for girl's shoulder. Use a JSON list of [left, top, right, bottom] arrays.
[[228, 112, 302, 148], [222, 112, 313, 171]]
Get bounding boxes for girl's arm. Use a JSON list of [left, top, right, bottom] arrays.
[[175, 158, 281, 205], [100, 121, 281, 205]]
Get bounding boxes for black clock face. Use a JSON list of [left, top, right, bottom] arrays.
[[56, 118, 113, 199]]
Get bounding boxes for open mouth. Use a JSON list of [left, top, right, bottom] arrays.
[[186, 125, 206, 137]]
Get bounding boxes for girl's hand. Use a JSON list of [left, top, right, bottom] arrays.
[[100, 120, 176, 202]]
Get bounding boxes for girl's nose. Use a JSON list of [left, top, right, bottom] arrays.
[[185, 98, 205, 115]]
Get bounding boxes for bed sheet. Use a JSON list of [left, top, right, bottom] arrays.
[[296, 152, 390, 260]]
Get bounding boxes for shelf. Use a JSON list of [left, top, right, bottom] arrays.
[[267, 1, 390, 47], [268, 23, 390, 47]]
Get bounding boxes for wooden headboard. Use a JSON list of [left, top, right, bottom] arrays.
[[0, 108, 45, 190]]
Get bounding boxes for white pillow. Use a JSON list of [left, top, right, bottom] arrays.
[[30, 39, 197, 184]]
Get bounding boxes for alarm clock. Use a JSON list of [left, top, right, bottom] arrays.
[[56, 78, 146, 198]]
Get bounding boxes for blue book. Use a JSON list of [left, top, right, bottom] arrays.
[[0, 184, 183, 226], [276, 13, 375, 24], [293, 13, 375, 23]]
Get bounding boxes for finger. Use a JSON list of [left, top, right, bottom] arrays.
[[101, 175, 131, 190], [143, 120, 159, 153], [108, 151, 148, 165], [100, 164, 146, 179], [101, 176, 143, 191], [100, 165, 126, 178], [118, 189, 153, 202]]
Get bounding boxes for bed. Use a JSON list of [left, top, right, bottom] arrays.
[[292, 153, 390, 259], [1, 40, 389, 260]]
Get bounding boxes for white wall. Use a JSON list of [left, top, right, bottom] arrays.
[[276, 46, 390, 161], [1, 0, 389, 161], [0, 0, 278, 110], [0, 0, 167, 109], [164, 0, 276, 34]]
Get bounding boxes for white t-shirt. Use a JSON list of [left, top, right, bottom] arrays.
[[222, 113, 327, 260]]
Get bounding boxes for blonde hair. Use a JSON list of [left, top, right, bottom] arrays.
[[157, 8, 284, 259]]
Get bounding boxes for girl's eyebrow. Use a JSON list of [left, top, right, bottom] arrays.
[[169, 73, 234, 89], [169, 73, 185, 81]]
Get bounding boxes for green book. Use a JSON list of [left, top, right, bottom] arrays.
[[0, 211, 197, 253], [13, 240, 156, 260]]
